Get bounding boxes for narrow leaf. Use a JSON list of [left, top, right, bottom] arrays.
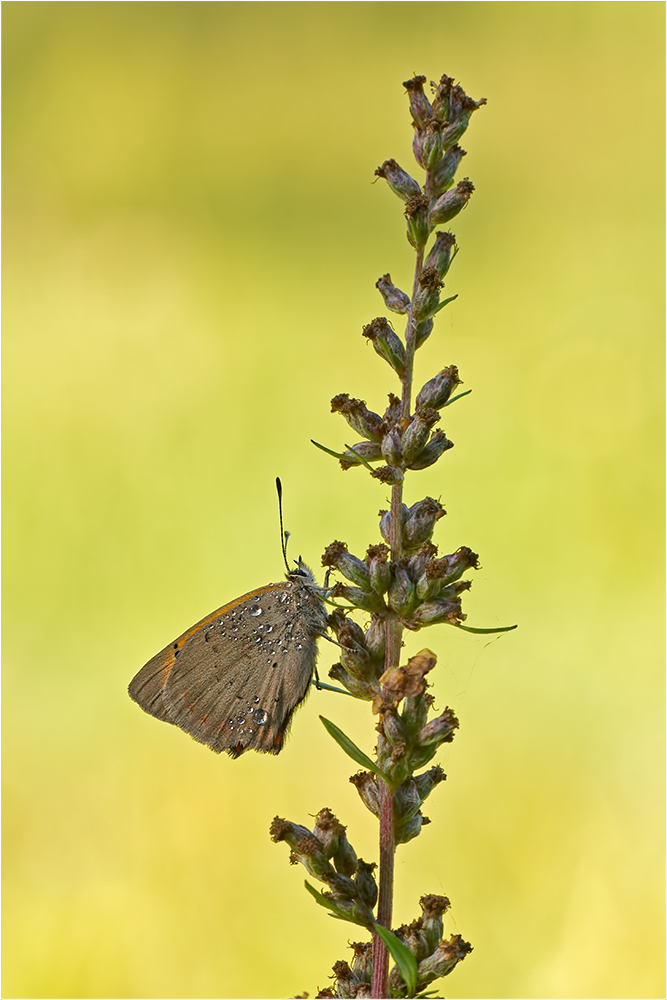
[[443, 388, 472, 407], [433, 293, 458, 314], [303, 879, 340, 914], [374, 924, 419, 996], [311, 439, 346, 460], [455, 622, 518, 634], [320, 716, 389, 781], [311, 678, 355, 697], [303, 880, 368, 927]]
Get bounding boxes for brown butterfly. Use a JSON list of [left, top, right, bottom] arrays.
[[128, 560, 329, 757]]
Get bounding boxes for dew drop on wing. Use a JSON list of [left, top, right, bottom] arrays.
[[250, 607, 263, 617]]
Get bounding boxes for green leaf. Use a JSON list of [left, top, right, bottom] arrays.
[[311, 678, 355, 697], [443, 388, 472, 407], [433, 293, 458, 314], [303, 881, 369, 927], [303, 879, 340, 913], [320, 716, 389, 781], [374, 924, 419, 996], [455, 622, 518, 634], [311, 439, 346, 460]]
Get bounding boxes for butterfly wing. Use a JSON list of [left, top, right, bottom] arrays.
[[129, 580, 324, 756]]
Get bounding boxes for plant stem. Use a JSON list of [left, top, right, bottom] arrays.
[[371, 245, 425, 998]]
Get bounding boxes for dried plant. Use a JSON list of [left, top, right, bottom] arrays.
[[270, 73, 515, 999]]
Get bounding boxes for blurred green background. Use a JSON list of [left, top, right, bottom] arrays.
[[3, 3, 664, 998]]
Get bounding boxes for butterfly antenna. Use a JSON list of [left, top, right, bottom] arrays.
[[276, 477, 291, 573]]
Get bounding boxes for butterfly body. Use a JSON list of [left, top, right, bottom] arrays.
[[129, 563, 328, 757]]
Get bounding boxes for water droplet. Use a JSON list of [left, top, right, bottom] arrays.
[[246, 729, 254, 736], [250, 607, 263, 617], [253, 709, 267, 725], [237, 715, 245, 725], [253, 696, 260, 703], [228, 718, 234, 725], [296, 643, 303, 650], [279, 593, 289, 604], [246, 706, 254, 714], [264, 625, 273, 634]]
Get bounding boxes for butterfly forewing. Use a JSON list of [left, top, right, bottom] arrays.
[[129, 575, 328, 756]]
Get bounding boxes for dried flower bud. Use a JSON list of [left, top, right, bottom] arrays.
[[350, 941, 373, 981], [339, 440, 383, 471], [412, 267, 444, 323], [330, 582, 385, 614], [414, 764, 447, 802], [419, 894, 451, 953], [379, 504, 409, 545], [362, 317, 406, 375], [376, 274, 411, 314], [415, 365, 461, 410], [269, 817, 332, 879], [328, 661, 375, 700], [401, 407, 441, 465], [322, 868, 358, 901], [353, 859, 378, 909], [383, 392, 402, 425], [366, 543, 391, 595], [337, 616, 373, 681], [408, 541, 438, 582], [416, 934, 473, 986], [429, 146, 467, 197], [423, 231, 457, 279], [381, 426, 404, 467], [334, 835, 358, 879], [393, 777, 422, 823], [378, 649, 436, 708], [434, 546, 480, 584], [403, 75, 433, 127], [429, 178, 474, 226], [371, 464, 404, 485], [312, 807, 342, 859], [375, 158, 421, 201], [387, 565, 417, 618], [364, 616, 386, 662], [407, 428, 454, 470], [332, 961, 359, 999], [395, 810, 429, 845], [380, 706, 408, 745], [403, 497, 446, 550], [415, 317, 434, 349], [401, 690, 434, 735], [422, 118, 445, 170], [412, 126, 425, 168], [410, 597, 464, 628], [350, 771, 380, 817], [416, 708, 459, 746], [441, 87, 486, 149], [322, 541, 371, 591], [331, 393, 385, 442], [405, 194, 431, 251], [430, 74, 454, 122]]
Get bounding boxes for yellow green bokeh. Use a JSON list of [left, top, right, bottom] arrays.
[[3, 3, 664, 998]]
